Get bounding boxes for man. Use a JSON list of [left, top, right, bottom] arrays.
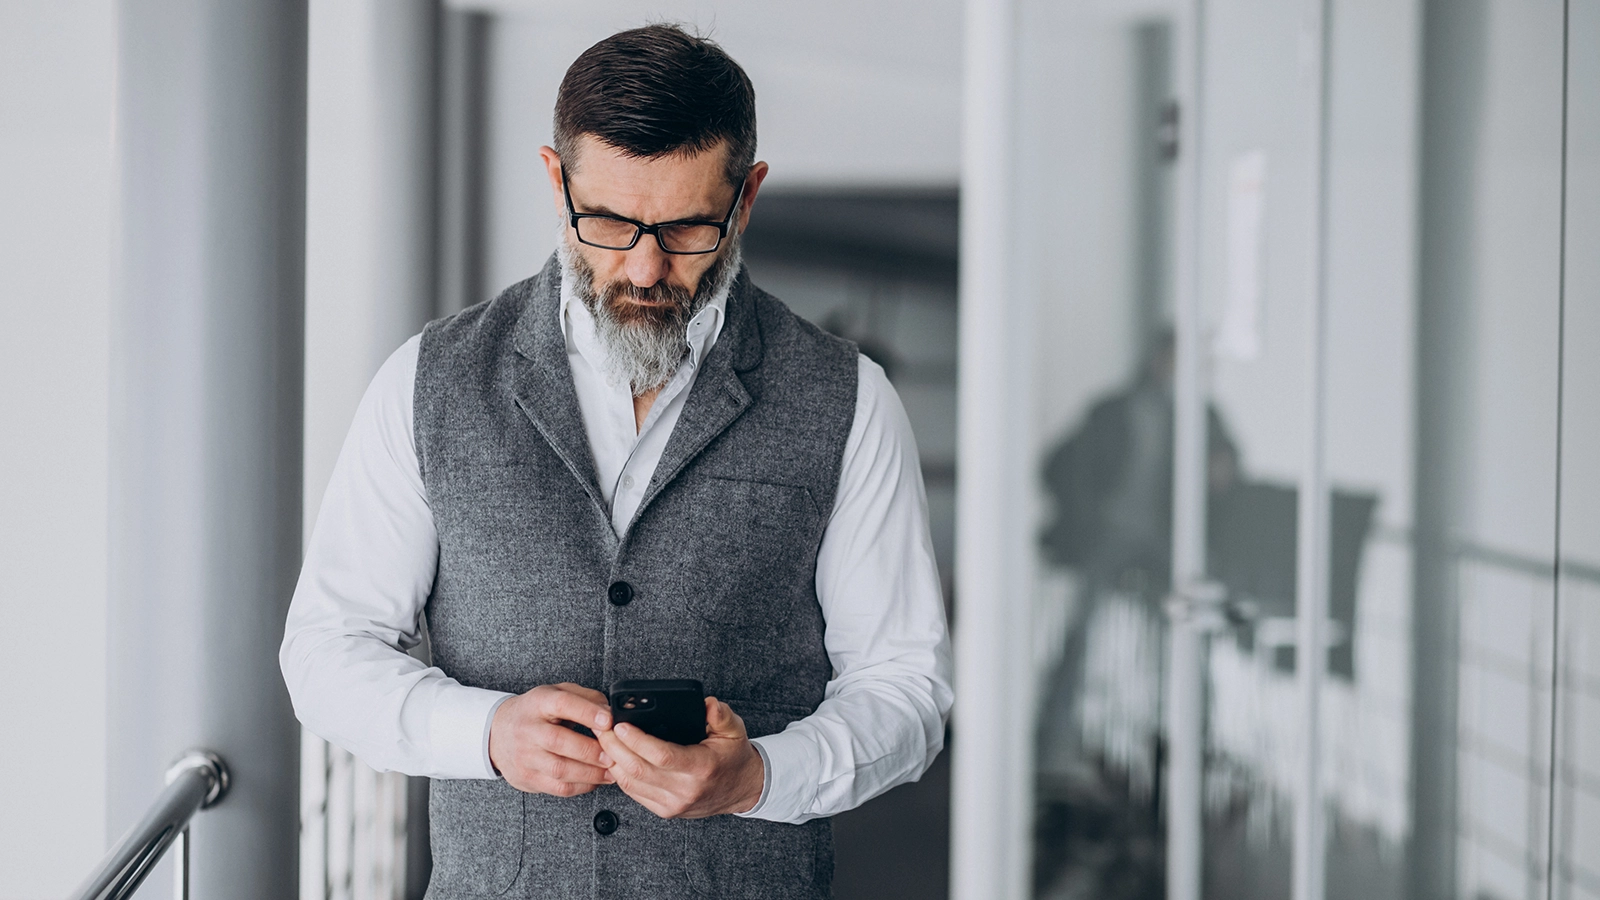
[[280, 24, 952, 900]]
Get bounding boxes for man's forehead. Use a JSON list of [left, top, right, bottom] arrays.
[[565, 135, 733, 220]]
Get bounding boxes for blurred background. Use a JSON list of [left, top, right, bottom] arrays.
[[0, 1, 1593, 900]]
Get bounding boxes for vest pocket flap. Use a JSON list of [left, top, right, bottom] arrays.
[[702, 475, 819, 518], [428, 779, 526, 896]]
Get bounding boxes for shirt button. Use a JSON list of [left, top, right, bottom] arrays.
[[622, 475, 635, 489], [593, 810, 618, 836], [607, 581, 633, 606]]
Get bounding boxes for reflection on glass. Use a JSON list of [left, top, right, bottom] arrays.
[[1020, 2, 1584, 899], [1018, 3, 1181, 893], [1035, 331, 1238, 899]]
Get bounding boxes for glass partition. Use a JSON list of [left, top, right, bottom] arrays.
[[1013, 4, 1173, 895], [1007, 2, 1581, 899], [1190, 0, 1321, 893]]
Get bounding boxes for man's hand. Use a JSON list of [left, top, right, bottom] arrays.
[[489, 683, 616, 796], [598, 697, 764, 819]]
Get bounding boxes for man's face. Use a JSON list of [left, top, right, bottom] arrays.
[[539, 135, 767, 306], [537, 137, 767, 394]]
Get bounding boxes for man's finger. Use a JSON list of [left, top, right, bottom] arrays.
[[535, 685, 612, 731], [531, 747, 613, 786], [704, 697, 746, 740], [596, 733, 684, 813], [530, 722, 609, 767], [598, 729, 657, 785], [612, 721, 681, 767], [551, 682, 611, 709], [597, 729, 645, 770]]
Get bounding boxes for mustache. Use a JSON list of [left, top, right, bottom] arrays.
[[596, 278, 696, 328]]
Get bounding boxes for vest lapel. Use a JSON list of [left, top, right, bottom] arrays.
[[628, 269, 764, 533], [509, 259, 610, 520]]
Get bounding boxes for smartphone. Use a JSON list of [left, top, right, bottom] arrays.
[[609, 679, 707, 745]]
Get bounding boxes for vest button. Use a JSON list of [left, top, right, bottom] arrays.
[[607, 581, 633, 606], [593, 809, 619, 835]]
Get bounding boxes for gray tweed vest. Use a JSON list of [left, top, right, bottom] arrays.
[[414, 257, 857, 900]]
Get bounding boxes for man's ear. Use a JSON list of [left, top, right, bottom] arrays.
[[538, 145, 565, 216], [737, 161, 770, 235]]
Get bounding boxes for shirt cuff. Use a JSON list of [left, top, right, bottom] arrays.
[[738, 730, 822, 822], [428, 682, 514, 779]]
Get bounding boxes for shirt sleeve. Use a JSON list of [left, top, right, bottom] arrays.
[[279, 335, 512, 779], [738, 355, 955, 823]]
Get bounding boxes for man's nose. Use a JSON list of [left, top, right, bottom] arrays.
[[623, 235, 670, 288]]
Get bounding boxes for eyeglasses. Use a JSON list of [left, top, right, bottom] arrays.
[[561, 167, 744, 255]]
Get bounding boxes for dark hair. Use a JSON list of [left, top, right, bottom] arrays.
[[554, 24, 756, 187]]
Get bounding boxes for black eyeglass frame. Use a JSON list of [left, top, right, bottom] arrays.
[[561, 167, 746, 255]]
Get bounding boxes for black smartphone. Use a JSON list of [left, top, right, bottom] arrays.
[[608, 679, 707, 745]]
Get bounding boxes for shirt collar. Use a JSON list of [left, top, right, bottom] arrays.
[[558, 261, 730, 373]]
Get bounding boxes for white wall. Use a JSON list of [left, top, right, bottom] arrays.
[[0, 2, 116, 896], [304, 0, 438, 533], [304, 0, 397, 524]]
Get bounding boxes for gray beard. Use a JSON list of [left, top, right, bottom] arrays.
[[559, 237, 742, 395]]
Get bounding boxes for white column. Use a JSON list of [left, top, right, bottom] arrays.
[[952, 0, 1031, 897], [108, 1, 308, 897]]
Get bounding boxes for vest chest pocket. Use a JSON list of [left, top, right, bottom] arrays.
[[681, 476, 820, 627], [428, 779, 526, 896]]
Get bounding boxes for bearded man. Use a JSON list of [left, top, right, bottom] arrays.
[[280, 24, 952, 900]]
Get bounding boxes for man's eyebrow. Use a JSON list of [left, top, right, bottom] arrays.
[[573, 200, 630, 219], [573, 199, 723, 223]]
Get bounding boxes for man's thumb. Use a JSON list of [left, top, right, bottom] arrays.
[[705, 697, 745, 738]]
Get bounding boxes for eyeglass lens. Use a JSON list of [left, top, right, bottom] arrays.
[[575, 218, 723, 253]]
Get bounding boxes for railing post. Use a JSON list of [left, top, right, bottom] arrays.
[[171, 828, 187, 900]]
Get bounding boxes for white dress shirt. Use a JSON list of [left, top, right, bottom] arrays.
[[280, 268, 954, 824]]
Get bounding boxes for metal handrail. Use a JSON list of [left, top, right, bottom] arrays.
[[72, 750, 229, 900]]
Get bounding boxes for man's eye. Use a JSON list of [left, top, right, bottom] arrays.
[[659, 223, 721, 253], [586, 219, 636, 240]]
